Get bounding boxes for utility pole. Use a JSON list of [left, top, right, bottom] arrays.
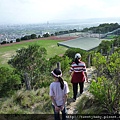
[[57, 62, 61, 69]]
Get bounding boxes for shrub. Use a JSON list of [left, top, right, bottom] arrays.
[[1, 41, 7, 45], [0, 67, 21, 97], [64, 48, 88, 64], [90, 52, 120, 114], [16, 38, 21, 42]]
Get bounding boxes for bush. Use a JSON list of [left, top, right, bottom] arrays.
[[16, 38, 21, 42], [0, 67, 21, 97], [1, 41, 7, 45], [10, 40, 13, 43], [61, 56, 72, 72], [90, 52, 120, 114], [49, 55, 71, 72], [64, 48, 88, 65]]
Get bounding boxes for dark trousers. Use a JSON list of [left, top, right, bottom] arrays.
[[52, 105, 67, 120], [72, 82, 84, 100]]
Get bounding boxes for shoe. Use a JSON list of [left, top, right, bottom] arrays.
[[80, 91, 84, 94], [78, 92, 83, 96], [72, 98, 76, 102]]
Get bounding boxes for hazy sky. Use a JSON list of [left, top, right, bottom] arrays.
[[0, 0, 120, 25]]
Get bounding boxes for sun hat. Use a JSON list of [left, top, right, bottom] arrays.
[[75, 53, 81, 59]]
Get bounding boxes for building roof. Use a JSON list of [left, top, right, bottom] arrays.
[[57, 37, 102, 51]]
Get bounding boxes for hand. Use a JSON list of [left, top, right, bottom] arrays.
[[55, 106, 60, 112], [60, 105, 64, 111], [86, 78, 89, 83]]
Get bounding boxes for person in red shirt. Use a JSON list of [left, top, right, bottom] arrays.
[[70, 53, 88, 101]]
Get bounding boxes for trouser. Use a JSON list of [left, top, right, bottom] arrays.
[[52, 105, 67, 120], [72, 82, 84, 100]]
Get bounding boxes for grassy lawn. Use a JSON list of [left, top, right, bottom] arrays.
[[0, 39, 72, 115], [0, 39, 68, 68]]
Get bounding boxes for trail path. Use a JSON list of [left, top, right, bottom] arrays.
[[66, 67, 95, 114]]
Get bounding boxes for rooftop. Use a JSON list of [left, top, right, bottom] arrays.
[[57, 37, 102, 51]]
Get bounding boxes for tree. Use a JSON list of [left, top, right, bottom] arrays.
[[1, 41, 7, 45], [38, 35, 41, 38], [31, 34, 37, 39], [10, 40, 13, 43], [8, 44, 48, 89], [16, 38, 21, 42], [97, 40, 113, 55], [21, 35, 31, 40], [43, 33, 50, 37], [51, 34, 54, 36], [113, 36, 120, 47], [81, 23, 120, 34]]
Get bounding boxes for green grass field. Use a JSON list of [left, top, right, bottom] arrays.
[[0, 39, 68, 68]]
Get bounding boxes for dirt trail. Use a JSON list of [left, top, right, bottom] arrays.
[[66, 67, 95, 114]]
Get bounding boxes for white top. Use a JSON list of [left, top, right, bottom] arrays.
[[49, 81, 69, 106]]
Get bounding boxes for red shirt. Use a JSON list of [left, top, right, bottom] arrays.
[[70, 61, 86, 83]]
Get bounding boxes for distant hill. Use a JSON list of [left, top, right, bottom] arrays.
[[50, 17, 120, 28]]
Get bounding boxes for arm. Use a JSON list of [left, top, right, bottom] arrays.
[[70, 64, 74, 77], [61, 81, 69, 110], [49, 84, 60, 112], [61, 94, 68, 110], [50, 96, 60, 112], [84, 72, 88, 82], [63, 94, 68, 105], [70, 71, 73, 77]]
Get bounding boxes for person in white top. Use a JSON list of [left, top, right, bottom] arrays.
[[49, 68, 70, 120]]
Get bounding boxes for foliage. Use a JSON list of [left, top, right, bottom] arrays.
[[49, 55, 71, 72], [61, 56, 72, 72], [113, 36, 120, 47], [49, 55, 63, 69], [1, 41, 7, 45], [8, 44, 49, 89], [21, 34, 37, 41], [97, 40, 113, 55], [21, 35, 31, 40], [55, 29, 78, 36], [90, 52, 120, 114], [43, 33, 50, 37], [64, 48, 88, 64], [81, 23, 120, 34], [77, 95, 103, 114], [16, 38, 21, 42], [31, 34, 37, 39], [0, 88, 52, 114], [92, 52, 106, 77], [0, 67, 21, 97]]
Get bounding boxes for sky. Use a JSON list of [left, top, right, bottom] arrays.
[[0, 0, 120, 25]]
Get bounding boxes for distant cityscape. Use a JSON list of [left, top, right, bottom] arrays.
[[0, 17, 120, 43], [0, 22, 84, 43]]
